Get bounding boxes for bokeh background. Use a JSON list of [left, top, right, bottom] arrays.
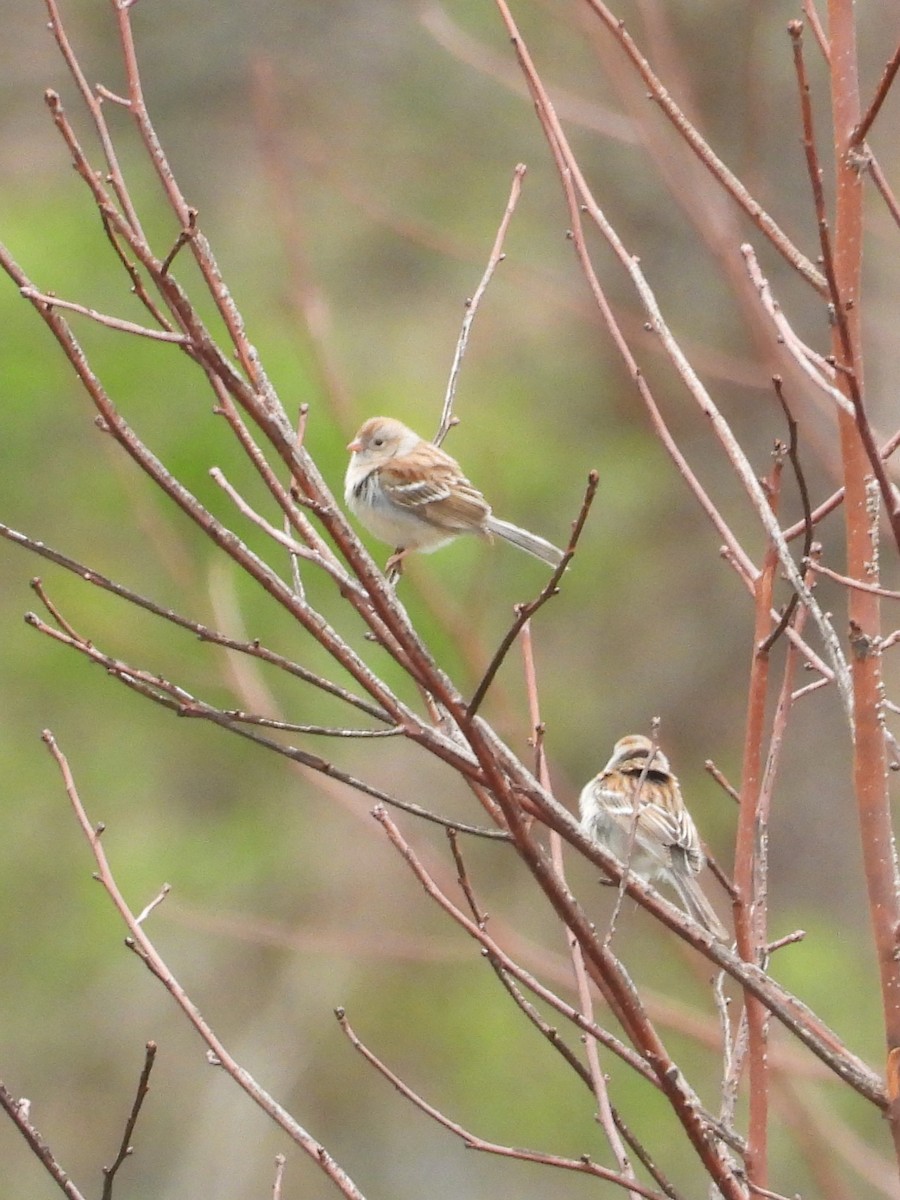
[[2, 1, 899, 1196]]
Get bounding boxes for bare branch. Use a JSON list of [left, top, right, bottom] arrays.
[[272, 1154, 287, 1200], [0, 1082, 88, 1200], [434, 163, 526, 446], [42, 731, 369, 1200], [0, 521, 391, 723], [468, 470, 598, 716], [807, 560, 900, 601], [100, 1042, 157, 1200], [334, 1008, 667, 1199], [26, 611, 501, 838], [18, 287, 188, 341], [789, 21, 900, 551], [571, 0, 828, 292], [383, 810, 658, 1083], [135, 885, 171, 927], [740, 247, 854, 418], [851, 41, 900, 147]]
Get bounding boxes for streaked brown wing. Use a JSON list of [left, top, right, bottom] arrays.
[[600, 770, 704, 875], [381, 461, 490, 532]]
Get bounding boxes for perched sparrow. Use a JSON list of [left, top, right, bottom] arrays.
[[344, 417, 564, 571], [579, 734, 728, 940]]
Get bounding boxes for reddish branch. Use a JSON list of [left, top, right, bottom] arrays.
[[850, 41, 900, 147], [789, 21, 900, 554], [826, 0, 900, 1171], [733, 458, 782, 1191], [573, 0, 827, 292]]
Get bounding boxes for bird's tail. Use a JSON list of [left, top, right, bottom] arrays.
[[672, 871, 729, 942], [486, 517, 565, 567]]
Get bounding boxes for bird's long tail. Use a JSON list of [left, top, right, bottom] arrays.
[[672, 871, 729, 942], [486, 517, 565, 567]]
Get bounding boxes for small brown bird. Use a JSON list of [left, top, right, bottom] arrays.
[[579, 734, 728, 940], [344, 416, 564, 571]]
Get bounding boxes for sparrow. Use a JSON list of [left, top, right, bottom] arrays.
[[579, 734, 728, 940], [344, 417, 564, 571]]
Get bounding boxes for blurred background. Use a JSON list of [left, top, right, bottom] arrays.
[[1, 0, 899, 1196]]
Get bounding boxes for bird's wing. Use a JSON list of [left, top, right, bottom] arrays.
[[599, 770, 704, 874], [380, 461, 490, 531]]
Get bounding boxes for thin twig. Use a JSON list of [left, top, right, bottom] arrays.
[[850, 41, 900, 147], [740, 246, 854, 418], [807, 560, 900, 601], [468, 471, 598, 716], [378, 808, 658, 1084], [0, 1082, 88, 1200], [27, 613, 502, 839], [434, 163, 526, 446], [746, 1184, 804, 1200], [802, 0, 830, 60], [759, 383, 813, 653], [42, 731, 369, 1200], [212, 392, 344, 573], [571, 0, 827, 292], [868, 156, 900, 231], [135, 885, 170, 926], [101, 1042, 157, 1200], [789, 20, 900, 553], [18, 288, 188, 342], [768, 931, 806, 955], [225, 712, 405, 738], [272, 1154, 287, 1200], [30, 576, 85, 641], [704, 761, 741, 806], [0, 521, 392, 723], [208, 466, 362, 597], [781, 425, 900, 543], [43, 0, 145, 237], [334, 1009, 667, 1199]]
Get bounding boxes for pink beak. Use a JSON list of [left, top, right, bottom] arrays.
[[347, 438, 362, 453]]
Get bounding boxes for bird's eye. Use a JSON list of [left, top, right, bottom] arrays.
[[373, 437, 384, 447]]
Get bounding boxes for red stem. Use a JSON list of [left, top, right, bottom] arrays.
[[733, 483, 780, 1190], [828, 0, 900, 1175]]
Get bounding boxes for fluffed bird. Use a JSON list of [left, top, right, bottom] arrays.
[[579, 733, 728, 940], [344, 416, 564, 572]]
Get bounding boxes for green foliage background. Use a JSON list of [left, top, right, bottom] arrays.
[[1, 1, 898, 1196]]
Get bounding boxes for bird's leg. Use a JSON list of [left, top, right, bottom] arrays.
[[385, 546, 409, 585]]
